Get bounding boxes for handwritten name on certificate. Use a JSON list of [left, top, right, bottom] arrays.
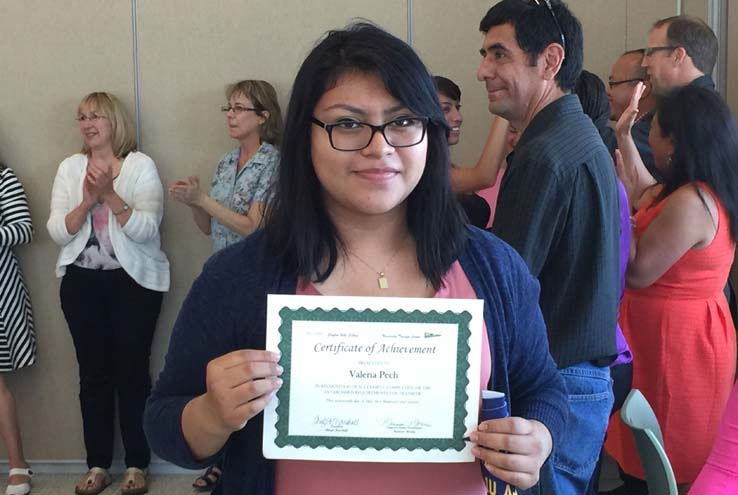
[[262, 294, 483, 462]]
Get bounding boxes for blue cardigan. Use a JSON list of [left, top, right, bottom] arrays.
[[144, 227, 567, 494]]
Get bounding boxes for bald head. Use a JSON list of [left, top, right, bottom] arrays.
[[608, 50, 648, 121]]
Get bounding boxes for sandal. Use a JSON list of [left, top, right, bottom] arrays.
[[120, 467, 147, 495], [5, 467, 32, 495], [192, 465, 222, 492], [74, 467, 111, 495]]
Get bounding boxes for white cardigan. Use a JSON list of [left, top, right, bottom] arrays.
[[47, 152, 170, 292]]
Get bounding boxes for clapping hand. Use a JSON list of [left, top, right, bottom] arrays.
[[470, 417, 553, 490], [169, 176, 203, 206], [85, 160, 115, 200]]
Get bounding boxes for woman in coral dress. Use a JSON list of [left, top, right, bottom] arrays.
[[605, 84, 738, 491]]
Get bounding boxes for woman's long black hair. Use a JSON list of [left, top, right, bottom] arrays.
[[654, 86, 738, 241], [263, 22, 467, 289]]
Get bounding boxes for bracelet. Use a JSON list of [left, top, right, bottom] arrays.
[[113, 203, 130, 216]]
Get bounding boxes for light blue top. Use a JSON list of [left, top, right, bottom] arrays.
[[209, 142, 279, 252]]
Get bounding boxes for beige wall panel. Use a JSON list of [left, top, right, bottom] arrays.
[[0, 2, 134, 460], [626, 0, 678, 49], [682, 0, 709, 20], [413, 0, 499, 170], [727, 3, 738, 115], [568, 0, 627, 83], [136, 0, 406, 385]]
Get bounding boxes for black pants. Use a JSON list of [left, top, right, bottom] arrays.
[[61, 265, 162, 469]]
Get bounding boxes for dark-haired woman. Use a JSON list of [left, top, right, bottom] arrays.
[[170, 80, 282, 252], [145, 23, 567, 495], [605, 84, 738, 491], [0, 162, 35, 495], [433, 75, 509, 228]]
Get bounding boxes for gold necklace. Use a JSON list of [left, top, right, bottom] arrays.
[[347, 247, 403, 290]]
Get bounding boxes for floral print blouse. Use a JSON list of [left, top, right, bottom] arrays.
[[209, 142, 279, 252]]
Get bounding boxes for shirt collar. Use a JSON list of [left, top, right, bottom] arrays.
[[514, 94, 583, 151], [689, 74, 716, 91]]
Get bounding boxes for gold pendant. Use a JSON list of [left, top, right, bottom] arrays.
[[378, 273, 389, 289]]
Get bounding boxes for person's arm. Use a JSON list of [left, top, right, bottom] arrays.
[[196, 195, 265, 237], [491, 156, 568, 277], [170, 177, 211, 235], [87, 161, 133, 227], [48, 158, 91, 245], [144, 248, 282, 467], [170, 176, 264, 237], [0, 168, 33, 246], [627, 185, 717, 288], [181, 349, 281, 459], [614, 83, 657, 207], [450, 117, 510, 194], [190, 205, 212, 236], [115, 155, 165, 243], [470, 243, 566, 489]]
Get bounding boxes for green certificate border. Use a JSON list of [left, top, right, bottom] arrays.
[[274, 307, 472, 452]]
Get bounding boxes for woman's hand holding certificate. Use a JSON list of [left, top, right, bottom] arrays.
[[182, 350, 283, 459]]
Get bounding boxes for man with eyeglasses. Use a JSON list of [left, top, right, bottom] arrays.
[[642, 15, 718, 97], [612, 15, 719, 187], [607, 49, 659, 180], [477, 1, 619, 494]]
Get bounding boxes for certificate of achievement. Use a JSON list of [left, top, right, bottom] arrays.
[[262, 294, 484, 462]]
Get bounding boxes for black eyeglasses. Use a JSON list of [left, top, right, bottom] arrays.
[[220, 105, 261, 114], [529, 0, 566, 53], [643, 46, 678, 57], [311, 116, 429, 152], [607, 78, 644, 89]]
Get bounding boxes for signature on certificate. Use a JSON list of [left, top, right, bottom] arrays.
[[313, 415, 360, 428], [381, 417, 432, 431]]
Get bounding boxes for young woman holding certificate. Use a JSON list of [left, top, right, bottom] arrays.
[[145, 23, 568, 495]]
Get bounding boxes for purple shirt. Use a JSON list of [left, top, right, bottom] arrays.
[[612, 180, 633, 366]]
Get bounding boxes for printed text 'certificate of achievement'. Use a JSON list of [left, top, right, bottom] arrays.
[[262, 294, 484, 462]]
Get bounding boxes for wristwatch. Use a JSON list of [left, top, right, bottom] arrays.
[[113, 203, 130, 216]]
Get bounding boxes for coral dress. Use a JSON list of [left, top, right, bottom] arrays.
[[605, 184, 737, 483]]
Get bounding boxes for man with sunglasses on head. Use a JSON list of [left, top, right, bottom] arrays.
[[607, 49, 659, 180], [477, 1, 619, 494]]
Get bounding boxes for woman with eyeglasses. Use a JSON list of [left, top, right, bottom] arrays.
[[604, 84, 738, 492], [144, 23, 567, 495], [47, 92, 169, 495], [169, 80, 282, 253]]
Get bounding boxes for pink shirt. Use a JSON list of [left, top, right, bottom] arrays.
[[274, 261, 492, 495], [689, 380, 738, 495], [476, 166, 505, 228]]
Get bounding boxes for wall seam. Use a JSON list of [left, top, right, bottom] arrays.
[[131, 0, 142, 149], [407, 0, 413, 46], [708, 0, 728, 96]]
